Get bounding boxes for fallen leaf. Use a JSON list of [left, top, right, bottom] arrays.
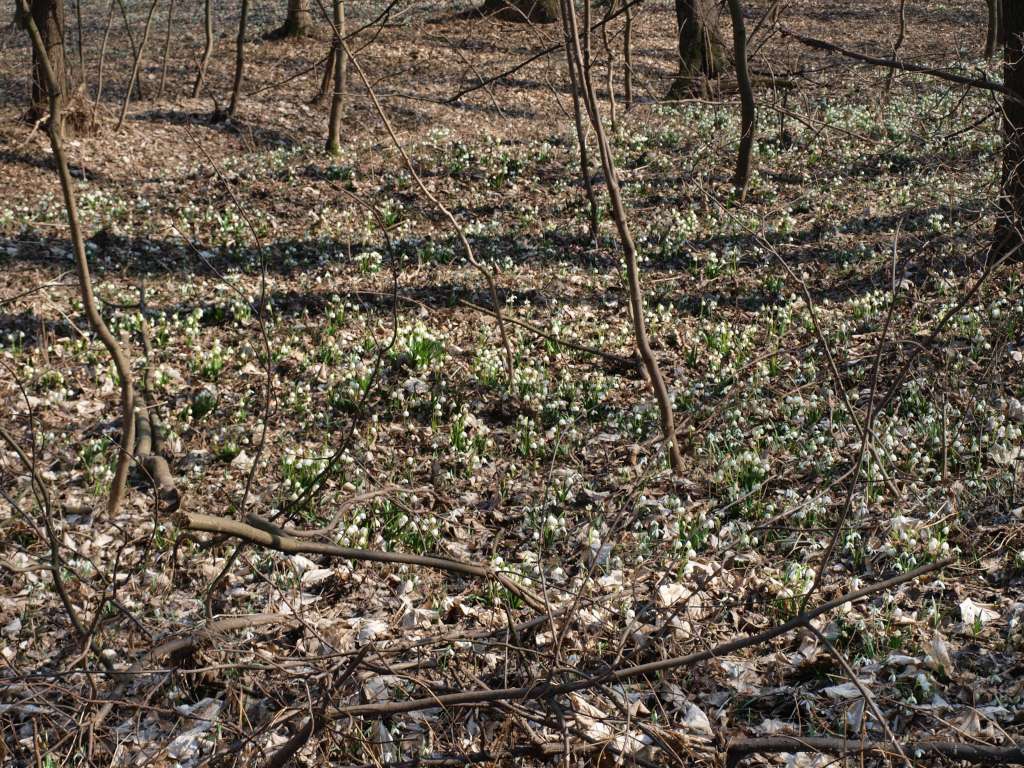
[[926, 630, 953, 674], [959, 598, 999, 627]]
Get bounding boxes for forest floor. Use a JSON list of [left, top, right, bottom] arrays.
[[2, 0, 1023, 766]]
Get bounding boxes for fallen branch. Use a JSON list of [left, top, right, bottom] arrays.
[[133, 400, 178, 511], [0, 559, 53, 574], [321, 558, 951, 719], [131, 613, 294, 670], [175, 512, 545, 611], [263, 645, 369, 768], [232, 736, 627, 768], [804, 620, 911, 767], [247, 485, 434, 539], [725, 736, 1024, 768], [782, 29, 1018, 102], [88, 613, 294, 740]]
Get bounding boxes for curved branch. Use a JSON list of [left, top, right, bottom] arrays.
[[16, 0, 135, 518], [175, 511, 546, 611]]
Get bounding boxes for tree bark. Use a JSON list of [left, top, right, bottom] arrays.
[[17, 0, 136, 518], [562, 0, 685, 473], [727, 0, 755, 198], [192, 0, 214, 97], [600, 0, 617, 131], [726, 736, 1024, 768], [668, 0, 724, 98], [116, 0, 145, 100], [315, 46, 335, 104], [882, 0, 908, 97], [623, 0, 633, 109], [272, 0, 314, 38], [73, 0, 84, 90], [116, 0, 159, 131], [479, 0, 560, 23], [228, 0, 250, 119], [325, 0, 346, 154], [181, 512, 545, 610], [996, 0, 1024, 257], [158, 0, 176, 98], [27, 0, 65, 123], [986, 0, 1002, 59], [560, 0, 600, 242]]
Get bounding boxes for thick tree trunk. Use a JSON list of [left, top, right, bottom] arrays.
[[28, 0, 65, 123], [996, 0, 1024, 257], [271, 0, 314, 38], [479, 0, 559, 23], [669, 0, 724, 98]]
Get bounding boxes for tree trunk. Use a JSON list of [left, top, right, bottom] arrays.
[[28, 0, 65, 124], [560, 0, 600, 241], [668, 0, 724, 98], [726, 0, 755, 199], [479, 0, 559, 23], [997, 0, 1024, 257], [117, 0, 145, 100], [192, 0, 214, 97], [600, 0, 617, 131], [986, 0, 1002, 59], [882, 0, 907, 98], [228, 0, 250, 119], [315, 46, 335, 104], [623, 0, 633, 109], [18, 0, 136, 518], [271, 0, 314, 38], [562, 0, 685, 473], [73, 0, 84, 90], [94, 0, 115, 115], [325, 0, 346, 154], [158, 0, 176, 98], [116, 0, 159, 131]]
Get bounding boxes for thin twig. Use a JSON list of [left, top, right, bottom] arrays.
[[321, 559, 950, 718], [726, 736, 1024, 768]]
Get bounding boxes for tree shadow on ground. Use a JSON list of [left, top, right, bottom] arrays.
[[130, 109, 302, 149], [0, 199, 995, 355]]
